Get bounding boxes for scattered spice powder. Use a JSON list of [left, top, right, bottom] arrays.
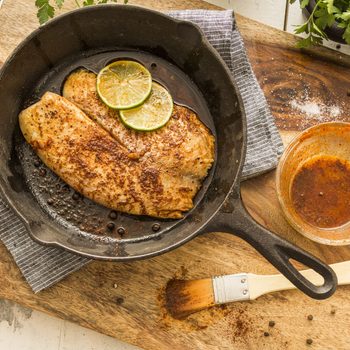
[[288, 89, 344, 129], [306, 338, 313, 345], [307, 315, 313, 321], [290, 99, 341, 120], [269, 320, 275, 327], [230, 307, 252, 341], [264, 331, 270, 337]]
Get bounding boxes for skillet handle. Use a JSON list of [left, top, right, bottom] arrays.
[[208, 196, 337, 300]]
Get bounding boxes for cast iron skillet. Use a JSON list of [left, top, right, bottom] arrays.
[[0, 5, 336, 298]]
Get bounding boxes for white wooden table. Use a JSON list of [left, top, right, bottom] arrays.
[[0, 1, 348, 349]]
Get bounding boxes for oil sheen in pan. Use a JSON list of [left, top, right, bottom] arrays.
[[17, 49, 217, 241]]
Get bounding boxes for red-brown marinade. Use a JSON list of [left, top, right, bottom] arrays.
[[291, 155, 350, 228]]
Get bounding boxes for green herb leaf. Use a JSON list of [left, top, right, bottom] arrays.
[[338, 10, 350, 20], [343, 23, 350, 43], [300, 0, 310, 9], [296, 36, 313, 48], [337, 21, 348, 28], [35, 0, 48, 6], [35, 0, 55, 24], [294, 22, 309, 34], [312, 22, 328, 37], [55, 0, 64, 9], [35, 0, 129, 24], [326, 0, 334, 14], [290, 0, 350, 48]]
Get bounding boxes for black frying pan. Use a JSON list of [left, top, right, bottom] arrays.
[[0, 5, 336, 298]]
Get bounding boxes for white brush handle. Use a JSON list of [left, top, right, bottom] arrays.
[[247, 261, 350, 300]]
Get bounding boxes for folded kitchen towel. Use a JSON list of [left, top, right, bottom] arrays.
[[0, 9, 283, 293]]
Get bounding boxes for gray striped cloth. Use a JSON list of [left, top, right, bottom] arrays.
[[0, 10, 283, 293]]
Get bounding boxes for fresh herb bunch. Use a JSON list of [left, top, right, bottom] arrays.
[[290, 0, 350, 47], [35, 0, 128, 25]]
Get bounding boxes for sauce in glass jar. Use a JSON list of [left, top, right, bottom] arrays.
[[291, 155, 350, 229]]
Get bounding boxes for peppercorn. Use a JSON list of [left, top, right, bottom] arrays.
[[72, 192, 80, 200], [107, 222, 115, 231], [117, 227, 125, 236], [109, 211, 118, 220], [152, 223, 161, 232]]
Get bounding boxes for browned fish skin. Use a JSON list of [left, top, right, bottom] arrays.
[[19, 71, 214, 219]]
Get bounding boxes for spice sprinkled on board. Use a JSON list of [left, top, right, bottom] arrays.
[[290, 98, 341, 120]]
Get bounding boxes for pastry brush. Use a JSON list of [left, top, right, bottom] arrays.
[[165, 261, 350, 319]]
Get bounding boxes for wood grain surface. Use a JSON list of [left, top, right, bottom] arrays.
[[1, 1, 350, 349]]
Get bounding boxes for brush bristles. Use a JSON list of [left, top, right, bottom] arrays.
[[165, 278, 215, 319]]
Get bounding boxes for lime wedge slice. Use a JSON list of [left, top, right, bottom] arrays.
[[97, 60, 152, 110], [120, 82, 173, 131]]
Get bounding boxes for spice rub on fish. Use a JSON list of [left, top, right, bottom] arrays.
[[63, 69, 214, 179], [19, 78, 214, 219]]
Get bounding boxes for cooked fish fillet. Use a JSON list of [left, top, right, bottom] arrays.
[[62, 69, 215, 217], [19, 89, 214, 219], [63, 70, 215, 179]]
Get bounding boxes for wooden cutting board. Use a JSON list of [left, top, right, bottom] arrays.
[[1, 1, 350, 349]]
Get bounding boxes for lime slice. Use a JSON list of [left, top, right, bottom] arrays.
[[97, 60, 152, 110], [120, 82, 173, 131]]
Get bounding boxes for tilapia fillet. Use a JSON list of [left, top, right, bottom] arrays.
[[19, 77, 214, 219], [63, 70, 215, 179]]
